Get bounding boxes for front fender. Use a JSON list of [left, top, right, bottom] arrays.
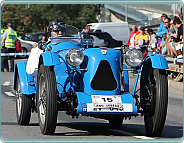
[[144, 54, 168, 69], [14, 61, 36, 95], [41, 51, 60, 66], [140, 54, 168, 105]]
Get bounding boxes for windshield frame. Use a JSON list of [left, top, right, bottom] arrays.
[[51, 25, 79, 38]]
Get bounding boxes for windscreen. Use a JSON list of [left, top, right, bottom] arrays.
[[66, 25, 79, 37], [50, 25, 80, 45]]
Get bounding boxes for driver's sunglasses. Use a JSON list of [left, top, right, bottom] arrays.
[[58, 22, 65, 25], [164, 21, 169, 23]]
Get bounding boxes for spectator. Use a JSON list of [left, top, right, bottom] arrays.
[[1, 27, 9, 72], [159, 17, 170, 55], [127, 25, 139, 48], [169, 16, 183, 58], [42, 26, 50, 41], [144, 27, 150, 36], [80, 25, 91, 39], [175, 34, 183, 58], [1, 22, 17, 72], [137, 25, 141, 34], [145, 27, 151, 43], [179, 14, 183, 23], [1, 28, 5, 44], [163, 17, 178, 57], [148, 29, 157, 52], [157, 13, 168, 50], [135, 27, 149, 46], [169, 19, 178, 37], [135, 27, 149, 58], [174, 13, 180, 17]]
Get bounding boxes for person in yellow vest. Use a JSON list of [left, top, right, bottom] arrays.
[[1, 27, 9, 72], [1, 22, 17, 72], [1, 28, 5, 45]]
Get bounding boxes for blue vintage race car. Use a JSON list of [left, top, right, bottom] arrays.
[[14, 25, 168, 137]]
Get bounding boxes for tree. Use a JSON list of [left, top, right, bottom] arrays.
[[1, 5, 27, 32], [1, 4, 100, 34]]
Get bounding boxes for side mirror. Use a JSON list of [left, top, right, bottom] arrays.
[[38, 40, 46, 50]]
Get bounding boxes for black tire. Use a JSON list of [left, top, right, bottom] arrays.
[[16, 74, 32, 125], [109, 115, 124, 128], [18, 47, 28, 58], [37, 65, 58, 135], [143, 69, 168, 137]]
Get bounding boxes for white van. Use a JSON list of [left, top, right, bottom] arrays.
[[87, 22, 130, 43]]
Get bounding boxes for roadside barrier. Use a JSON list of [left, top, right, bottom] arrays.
[[1, 52, 30, 56], [166, 57, 183, 74]]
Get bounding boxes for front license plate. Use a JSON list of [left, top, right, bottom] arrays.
[[91, 95, 123, 110], [85, 103, 133, 112], [93, 103, 122, 108], [91, 95, 122, 104]]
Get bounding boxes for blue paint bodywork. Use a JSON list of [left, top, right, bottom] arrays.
[[82, 48, 121, 95], [14, 35, 168, 116], [41, 52, 60, 66], [145, 54, 168, 69], [14, 61, 36, 95]]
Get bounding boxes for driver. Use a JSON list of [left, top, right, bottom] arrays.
[[26, 20, 66, 76], [42, 19, 66, 41], [49, 19, 66, 38]]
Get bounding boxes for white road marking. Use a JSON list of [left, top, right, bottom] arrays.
[[134, 136, 155, 139], [109, 129, 155, 139], [3, 81, 10, 86], [5, 92, 15, 97]]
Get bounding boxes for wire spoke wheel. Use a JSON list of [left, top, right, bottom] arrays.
[[16, 81, 22, 117], [37, 65, 57, 135], [38, 74, 46, 125], [143, 68, 168, 137], [16, 74, 32, 125]]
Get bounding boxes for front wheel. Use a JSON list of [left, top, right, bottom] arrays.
[[16, 74, 32, 125], [37, 65, 58, 135], [143, 69, 168, 137]]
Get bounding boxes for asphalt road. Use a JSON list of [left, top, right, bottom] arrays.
[[1, 59, 183, 142]]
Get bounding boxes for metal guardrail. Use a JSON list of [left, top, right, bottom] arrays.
[[165, 57, 183, 73], [165, 57, 183, 64]]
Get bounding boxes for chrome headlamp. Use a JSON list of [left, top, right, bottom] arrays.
[[125, 49, 143, 68], [65, 48, 84, 66]]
